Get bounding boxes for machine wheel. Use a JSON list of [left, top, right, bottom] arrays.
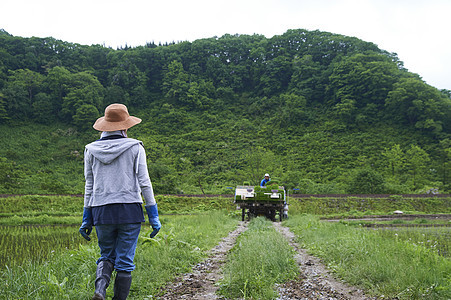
[[242, 208, 246, 221], [266, 209, 276, 221], [248, 207, 256, 220], [279, 209, 283, 222]]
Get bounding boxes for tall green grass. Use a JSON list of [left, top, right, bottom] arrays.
[[284, 214, 451, 299], [0, 211, 238, 299], [218, 217, 298, 299], [1, 242, 99, 300], [375, 227, 450, 258]]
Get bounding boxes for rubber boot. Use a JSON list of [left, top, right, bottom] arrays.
[[92, 260, 114, 300], [112, 271, 132, 300]]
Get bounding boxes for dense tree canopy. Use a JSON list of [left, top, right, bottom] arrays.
[[1, 28, 451, 194]]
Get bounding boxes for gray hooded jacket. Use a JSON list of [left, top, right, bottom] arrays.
[[84, 137, 156, 208]]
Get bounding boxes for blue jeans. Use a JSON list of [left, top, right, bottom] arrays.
[[95, 223, 141, 272]]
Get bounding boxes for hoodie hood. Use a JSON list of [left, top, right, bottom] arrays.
[[85, 138, 142, 164]]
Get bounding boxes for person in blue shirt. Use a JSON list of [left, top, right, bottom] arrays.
[[260, 173, 271, 187]]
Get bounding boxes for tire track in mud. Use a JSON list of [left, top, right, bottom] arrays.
[[273, 222, 373, 300], [157, 221, 374, 300], [157, 221, 248, 299]]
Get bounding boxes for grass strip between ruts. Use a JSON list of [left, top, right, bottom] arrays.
[[218, 217, 299, 299]]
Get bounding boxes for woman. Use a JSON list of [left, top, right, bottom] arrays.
[[79, 103, 161, 300]]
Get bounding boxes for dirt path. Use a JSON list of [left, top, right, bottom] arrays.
[[273, 222, 372, 300], [157, 220, 374, 300], [157, 221, 248, 299]]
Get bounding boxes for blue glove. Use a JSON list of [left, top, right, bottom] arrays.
[[79, 207, 93, 241], [145, 204, 161, 238]]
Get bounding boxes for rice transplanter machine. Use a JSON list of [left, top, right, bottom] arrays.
[[234, 183, 288, 221]]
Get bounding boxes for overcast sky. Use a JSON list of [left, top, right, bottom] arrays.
[[1, 0, 450, 90]]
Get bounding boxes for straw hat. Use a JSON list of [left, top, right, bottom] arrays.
[[93, 103, 142, 131]]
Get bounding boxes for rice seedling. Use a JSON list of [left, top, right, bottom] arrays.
[[0, 225, 93, 267]]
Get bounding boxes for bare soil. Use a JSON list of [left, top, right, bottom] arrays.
[[157, 221, 248, 299], [157, 221, 375, 300], [273, 222, 373, 300]]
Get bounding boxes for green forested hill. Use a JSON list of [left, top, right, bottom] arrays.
[[1, 28, 450, 194]]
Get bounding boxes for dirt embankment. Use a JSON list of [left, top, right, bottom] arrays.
[[323, 214, 451, 228], [158, 221, 374, 300]]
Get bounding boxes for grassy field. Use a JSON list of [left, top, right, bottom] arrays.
[[284, 214, 450, 299], [0, 194, 235, 225], [375, 226, 450, 258], [0, 195, 449, 299], [288, 195, 451, 216], [0, 211, 238, 299]]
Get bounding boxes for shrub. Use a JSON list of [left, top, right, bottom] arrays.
[[347, 168, 385, 194], [0, 157, 24, 192]]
